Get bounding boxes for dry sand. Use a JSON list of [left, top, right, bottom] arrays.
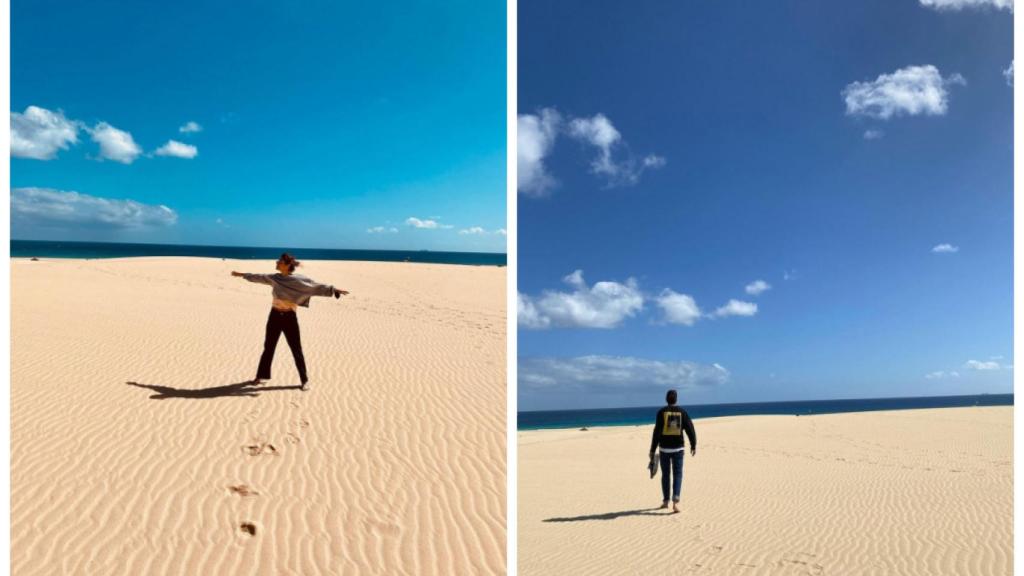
[[11, 257, 506, 575], [518, 407, 1012, 576]]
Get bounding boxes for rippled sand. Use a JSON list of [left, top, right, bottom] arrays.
[[519, 407, 1011, 575], [12, 257, 506, 575]]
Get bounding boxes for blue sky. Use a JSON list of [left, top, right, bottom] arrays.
[[11, 0, 506, 252], [517, 0, 1013, 410]]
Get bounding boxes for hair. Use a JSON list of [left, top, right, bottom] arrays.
[[278, 252, 300, 273], [666, 389, 678, 406]]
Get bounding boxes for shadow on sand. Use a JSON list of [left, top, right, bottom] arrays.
[[126, 380, 302, 400], [543, 508, 671, 523]]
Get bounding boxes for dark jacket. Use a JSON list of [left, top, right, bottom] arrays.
[[649, 405, 696, 453]]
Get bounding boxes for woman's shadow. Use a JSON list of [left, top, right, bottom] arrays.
[[125, 380, 301, 400]]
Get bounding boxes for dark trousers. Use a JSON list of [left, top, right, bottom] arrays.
[[256, 309, 307, 384], [660, 451, 684, 502]]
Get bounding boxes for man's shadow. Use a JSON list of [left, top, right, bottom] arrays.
[[543, 508, 670, 523], [126, 380, 301, 400]]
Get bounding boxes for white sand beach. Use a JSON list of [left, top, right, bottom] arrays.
[[518, 407, 1012, 576], [11, 257, 506, 575]]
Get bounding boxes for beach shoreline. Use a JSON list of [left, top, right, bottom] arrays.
[[9, 240, 508, 266], [516, 399, 1011, 430]]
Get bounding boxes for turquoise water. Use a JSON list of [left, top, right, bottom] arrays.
[[11, 239, 506, 266], [518, 393, 1013, 430]]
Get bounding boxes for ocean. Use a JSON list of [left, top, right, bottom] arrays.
[[518, 393, 1013, 430], [10, 239, 506, 266]]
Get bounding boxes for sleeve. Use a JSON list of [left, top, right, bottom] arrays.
[[649, 409, 662, 454], [682, 410, 696, 450], [242, 273, 273, 285], [308, 279, 335, 297]]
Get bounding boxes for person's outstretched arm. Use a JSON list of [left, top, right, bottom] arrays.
[[649, 410, 662, 455], [683, 410, 697, 456], [299, 276, 350, 299], [232, 271, 272, 285]]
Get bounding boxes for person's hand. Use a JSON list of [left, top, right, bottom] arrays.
[[334, 288, 349, 298], [231, 271, 243, 277], [690, 447, 696, 457]]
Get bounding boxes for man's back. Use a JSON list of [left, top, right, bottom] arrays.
[[650, 405, 696, 452]]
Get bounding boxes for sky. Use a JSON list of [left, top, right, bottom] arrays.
[[517, 0, 1013, 411], [11, 0, 506, 253]]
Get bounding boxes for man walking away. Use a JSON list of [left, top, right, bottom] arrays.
[[649, 389, 697, 513]]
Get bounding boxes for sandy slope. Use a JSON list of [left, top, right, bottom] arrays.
[[11, 257, 506, 575], [519, 407, 1012, 576]]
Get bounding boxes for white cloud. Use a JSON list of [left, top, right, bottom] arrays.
[[568, 114, 622, 175], [496, 228, 507, 236], [925, 370, 960, 379], [932, 243, 959, 253], [965, 359, 1001, 370], [10, 106, 80, 160], [843, 65, 965, 120], [367, 226, 398, 234], [712, 299, 758, 318], [745, 279, 772, 296], [863, 129, 885, 140], [89, 122, 142, 164], [919, 0, 1012, 10], [11, 187, 177, 228], [178, 121, 202, 133], [566, 114, 664, 186], [519, 355, 729, 391], [517, 292, 550, 329], [154, 140, 198, 159], [459, 226, 486, 235], [405, 217, 452, 229], [643, 155, 666, 168], [520, 108, 664, 192], [656, 289, 701, 326], [1004, 61, 1014, 86], [518, 270, 644, 329], [518, 108, 561, 196]]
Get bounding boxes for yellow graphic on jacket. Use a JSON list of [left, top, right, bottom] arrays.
[[662, 411, 683, 436]]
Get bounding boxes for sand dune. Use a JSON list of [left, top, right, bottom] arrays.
[[518, 407, 1012, 575], [11, 257, 506, 575]]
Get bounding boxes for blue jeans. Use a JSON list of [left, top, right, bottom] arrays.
[[659, 451, 684, 502]]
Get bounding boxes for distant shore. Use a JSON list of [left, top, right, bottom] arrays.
[[518, 393, 1013, 430], [11, 239, 507, 266]]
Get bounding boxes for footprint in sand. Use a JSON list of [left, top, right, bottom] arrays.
[[243, 442, 278, 456], [285, 418, 311, 444], [228, 485, 259, 497]]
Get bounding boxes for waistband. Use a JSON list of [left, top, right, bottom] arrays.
[[270, 308, 297, 314]]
